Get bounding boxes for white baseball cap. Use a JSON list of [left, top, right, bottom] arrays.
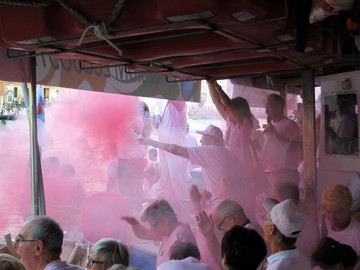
[[263, 198, 305, 238], [196, 124, 224, 143]]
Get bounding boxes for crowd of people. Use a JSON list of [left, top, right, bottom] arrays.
[[2, 80, 360, 270]]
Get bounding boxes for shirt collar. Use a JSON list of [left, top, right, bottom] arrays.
[[267, 247, 299, 264]]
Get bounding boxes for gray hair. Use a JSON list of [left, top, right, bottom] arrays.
[[215, 199, 245, 219], [0, 254, 27, 270], [27, 216, 63, 256], [91, 238, 129, 267]]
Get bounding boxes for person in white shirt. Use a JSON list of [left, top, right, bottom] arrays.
[[321, 184, 360, 269], [207, 79, 255, 179], [122, 200, 196, 267], [196, 199, 263, 269], [263, 198, 311, 270], [157, 242, 212, 270], [260, 93, 302, 186], [139, 124, 244, 199]]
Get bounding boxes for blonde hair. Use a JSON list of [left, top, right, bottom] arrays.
[[0, 254, 26, 270], [321, 184, 353, 211]]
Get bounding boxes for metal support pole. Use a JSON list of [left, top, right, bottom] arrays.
[[302, 69, 317, 218], [29, 56, 46, 216]]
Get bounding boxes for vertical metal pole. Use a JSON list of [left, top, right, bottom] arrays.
[[302, 69, 317, 217], [29, 56, 46, 216]]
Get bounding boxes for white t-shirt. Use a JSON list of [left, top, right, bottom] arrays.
[[188, 145, 244, 198], [157, 223, 197, 267], [44, 260, 83, 270], [260, 117, 301, 172], [157, 257, 213, 270], [267, 248, 311, 270], [326, 216, 360, 255]]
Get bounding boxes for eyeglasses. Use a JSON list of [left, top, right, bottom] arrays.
[[149, 219, 161, 230], [216, 215, 229, 231], [14, 235, 37, 244], [87, 257, 104, 266]]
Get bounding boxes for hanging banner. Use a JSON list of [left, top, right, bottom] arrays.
[[0, 49, 201, 102]]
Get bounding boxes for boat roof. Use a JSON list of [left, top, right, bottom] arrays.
[[0, 0, 359, 87]]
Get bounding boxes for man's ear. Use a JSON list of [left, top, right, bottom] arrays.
[[34, 240, 44, 256], [269, 224, 276, 236]]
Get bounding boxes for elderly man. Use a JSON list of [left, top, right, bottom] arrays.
[[13, 216, 83, 270], [196, 199, 262, 268], [263, 198, 311, 270], [321, 184, 360, 258], [259, 93, 302, 186], [122, 200, 196, 267], [139, 124, 244, 198]]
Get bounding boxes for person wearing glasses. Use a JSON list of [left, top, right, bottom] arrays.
[[195, 199, 263, 269], [12, 216, 83, 270], [122, 200, 196, 268], [87, 238, 129, 270]]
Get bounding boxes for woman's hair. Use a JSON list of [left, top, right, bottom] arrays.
[[0, 254, 26, 270], [321, 184, 353, 211], [312, 237, 358, 269], [91, 238, 130, 267], [231, 97, 253, 125], [141, 199, 177, 223]]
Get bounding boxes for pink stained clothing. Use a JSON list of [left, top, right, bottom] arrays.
[[325, 216, 360, 256], [43, 260, 84, 270], [157, 257, 213, 270], [158, 101, 191, 200], [266, 248, 312, 270], [225, 117, 255, 179], [157, 223, 197, 267], [188, 145, 244, 198], [259, 117, 301, 186], [296, 213, 320, 264]]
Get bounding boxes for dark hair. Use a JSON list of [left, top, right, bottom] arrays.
[[274, 229, 297, 246], [274, 182, 300, 205], [170, 242, 200, 260], [231, 97, 253, 126], [29, 216, 64, 256], [267, 94, 285, 108], [312, 237, 358, 269], [221, 226, 266, 270], [141, 200, 177, 223]]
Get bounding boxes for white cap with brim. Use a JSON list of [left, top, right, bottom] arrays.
[[263, 198, 305, 238], [196, 124, 224, 143]]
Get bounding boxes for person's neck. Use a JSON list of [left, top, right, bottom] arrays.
[[167, 221, 181, 236], [270, 241, 295, 255], [272, 114, 285, 123], [35, 256, 60, 270], [332, 217, 351, 232]]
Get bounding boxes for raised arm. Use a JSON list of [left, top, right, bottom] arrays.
[[207, 80, 228, 120], [208, 80, 247, 125], [121, 216, 162, 241], [196, 211, 222, 267], [138, 137, 190, 159]]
